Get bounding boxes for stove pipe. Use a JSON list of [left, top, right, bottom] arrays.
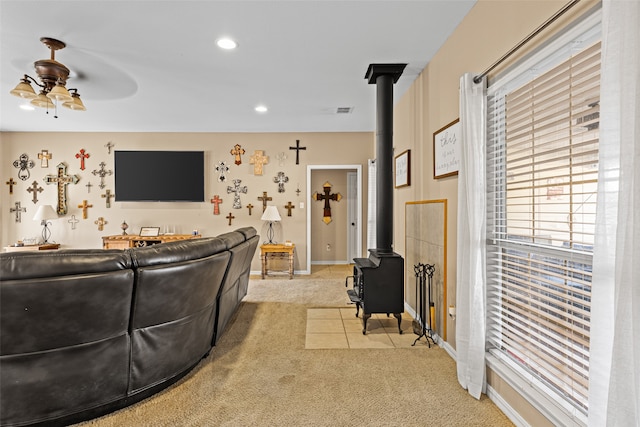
[[365, 63, 406, 254]]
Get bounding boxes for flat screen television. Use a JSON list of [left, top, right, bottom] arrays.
[[114, 150, 205, 202]]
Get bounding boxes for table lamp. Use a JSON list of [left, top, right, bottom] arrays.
[[261, 205, 281, 244], [33, 204, 58, 243]]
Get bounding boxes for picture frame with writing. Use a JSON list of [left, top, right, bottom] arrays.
[[433, 118, 461, 179]]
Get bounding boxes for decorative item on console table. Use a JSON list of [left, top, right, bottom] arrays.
[[102, 233, 201, 249]]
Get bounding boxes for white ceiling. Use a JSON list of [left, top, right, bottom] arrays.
[[0, 0, 476, 133]]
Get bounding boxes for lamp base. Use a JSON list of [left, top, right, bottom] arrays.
[[265, 222, 277, 244], [41, 221, 51, 244]]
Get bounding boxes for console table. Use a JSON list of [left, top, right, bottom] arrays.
[[4, 243, 60, 253], [102, 234, 201, 249], [260, 243, 295, 279]]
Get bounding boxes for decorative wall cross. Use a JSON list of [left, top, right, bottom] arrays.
[[257, 191, 272, 212], [78, 200, 93, 219], [273, 171, 289, 193], [27, 181, 44, 204], [68, 215, 79, 230], [38, 150, 52, 167], [275, 152, 287, 166], [210, 195, 223, 215], [296, 184, 301, 197], [102, 189, 115, 208], [44, 162, 80, 215], [95, 217, 108, 231], [246, 203, 254, 216], [227, 179, 247, 209], [226, 212, 235, 226], [10, 202, 26, 223], [289, 140, 306, 165], [13, 153, 35, 181], [215, 161, 230, 182], [6, 178, 16, 194], [86, 182, 93, 193], [284, 201, 295, 217], [75, 149, 90, 170], [313, 181, 342, 224], [105, 141, 114, 154], [249, 150, 269, 175], [230, 144, 245, 165], [91, 162, 112, 189]]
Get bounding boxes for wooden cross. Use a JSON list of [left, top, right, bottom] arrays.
[[38, 150, 52, 167], [226, 212, 235, 226], [44, 163, 80, 215], [78, 200, 93, 219], [226, 179, 247, 209], [289, 140, 306, 165], [210, 195, 223, 215], [273, 171, 289, 193], [246, 203, 254, 215], [275, 152, 287, 166], [230, 144, 245, 165], [249, 150, 269, 175], [10, 202, 26, 223], [313, 181, 342, 224], [91, 161, 113, 189], [75, 148, 90, 170], [102, 189, 115, 208], [13, 153, 35, 181], [6, 177, 16, 195], [27, 181, 44, 204], [284, 201, 295, 217], [86, 181, 93, 193], [105, 141, 114, 154], [258, 191, 272, 212], [68, 215, 79, 230], [296, 185, 301, 197], [94, 217, 108, 231], [215, 161, 230, 182]]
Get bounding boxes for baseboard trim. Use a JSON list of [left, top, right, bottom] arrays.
[[486, 384, 530, 427]]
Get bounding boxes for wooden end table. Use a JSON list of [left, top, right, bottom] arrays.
[[260, 243, 295, 279]]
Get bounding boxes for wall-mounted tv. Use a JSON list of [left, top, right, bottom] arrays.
[[114, 150, 205, 202]]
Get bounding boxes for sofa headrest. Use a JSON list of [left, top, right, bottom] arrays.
[[131, 237, 227, 268], [236, 227, 258, 240], [217, 231, 246, 250]]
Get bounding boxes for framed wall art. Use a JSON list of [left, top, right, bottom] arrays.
[[139, 227, 160, 237], [395, 149, 411, 188], [433, 118, 461, 179]]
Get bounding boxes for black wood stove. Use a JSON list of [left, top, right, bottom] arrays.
[[346, 63, 406, 335]]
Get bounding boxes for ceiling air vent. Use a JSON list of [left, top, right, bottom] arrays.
[[336, 107, 353, 114]]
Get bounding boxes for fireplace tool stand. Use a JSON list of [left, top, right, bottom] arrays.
[[412, 263, 436, 347]]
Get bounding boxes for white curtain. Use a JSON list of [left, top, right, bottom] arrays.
[[456, 73, 487, 399], [588, 1, 640, 425]]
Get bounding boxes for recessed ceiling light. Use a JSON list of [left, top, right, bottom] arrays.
[[19, 104, 35, 111], [216, 37, 237, 50], [255, 105, 268, 113]]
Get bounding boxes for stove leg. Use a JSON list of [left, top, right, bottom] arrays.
[[362, 313, 371, 334], [393, 313, 403, 334], [355, 302, 360, 318]]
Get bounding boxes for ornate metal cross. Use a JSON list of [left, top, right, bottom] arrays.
[[275, 152, 287, 166], [246, 203, 254, 215], [210, 195, 223, 215], [226, 212, 235, 226], [102, 189, 115, 208], [44, 162, 80, 215], [257, 191, 272, 212], [284, 201, 295, 217], [289, 140, 306, 165], [13, 153, 35, 181], [105, 141, 114, 154], [78, 200, 93, 219], [10, 202, 26, 223], [38, 150, 52, 167], [92, 162, 112, 189], [86, 182, 93, 193], [313, 181, 342, 224], [75, 148, 90, 170], [230, 144, 245, 165], [227, 179, 247, 209], [273, 172, 289, 193], [94, 217, 108, 231], [249, 150, 269, 175], [6, 178, 16, 195], [27, 181, 43, 204], [215, 161, 230, 182], [68, 215, 79, 230]]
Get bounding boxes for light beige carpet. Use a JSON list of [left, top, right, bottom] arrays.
[[78, 272, 513, 426]]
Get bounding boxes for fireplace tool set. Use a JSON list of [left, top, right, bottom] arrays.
[[412, 263, 436, 347]]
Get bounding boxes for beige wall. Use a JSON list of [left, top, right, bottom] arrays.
[[0, 131, 372, 272]]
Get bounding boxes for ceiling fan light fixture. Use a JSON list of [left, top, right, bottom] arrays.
[[62, 92, 86, 111], [10, 78, 37, 99], [31, 92, 55, 109], [47, 82, 73, 103]]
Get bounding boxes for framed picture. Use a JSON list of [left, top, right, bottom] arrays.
[[433, 118, 461, 179], [395, 149, 411, 188], [139, 226, 160, 237]]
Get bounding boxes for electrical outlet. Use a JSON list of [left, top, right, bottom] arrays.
[[326, 244, 331, 252], [299, 202, 304, 209]]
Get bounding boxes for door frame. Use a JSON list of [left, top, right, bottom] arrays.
[[306, 164, 362, 273]]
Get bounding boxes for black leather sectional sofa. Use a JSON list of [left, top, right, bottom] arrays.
[[0, 227, 259, 427]]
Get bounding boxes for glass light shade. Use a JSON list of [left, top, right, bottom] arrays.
[[47, 83, 73, 103], [62, 93, 86, 111], [10, 80, 37, 99], [33, 205, 58, 221], [261, 205, 281, 221], [31, 92, 55, 108]]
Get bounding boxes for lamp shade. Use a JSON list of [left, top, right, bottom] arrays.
[[47, 83, 73, 103], [10, 80, 37, 99], [33, 205, 58, 221], [31, 92, 55, 109], [62, 93, 86, 111], [261, 205, 281, 221]]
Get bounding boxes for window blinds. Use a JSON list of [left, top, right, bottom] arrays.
[[486, 41, 600, 414]]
